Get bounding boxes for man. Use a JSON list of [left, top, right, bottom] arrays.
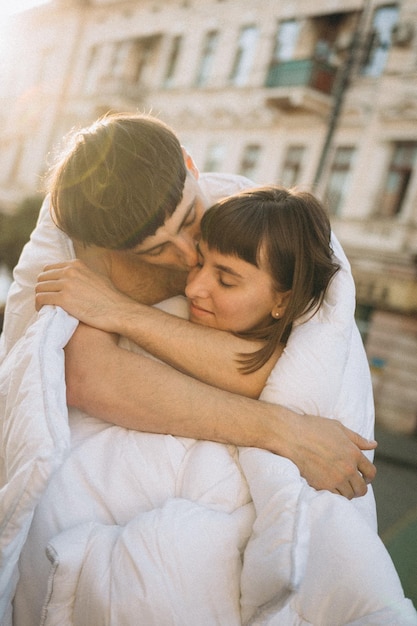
[[2, 113, 376, 497]]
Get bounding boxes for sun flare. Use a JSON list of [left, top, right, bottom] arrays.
[[0, 0, 51, 56], [0, 0, 50, 25]]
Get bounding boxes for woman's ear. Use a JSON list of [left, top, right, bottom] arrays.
[[182, 146, 199, 180], [271, 290, 291, 319]]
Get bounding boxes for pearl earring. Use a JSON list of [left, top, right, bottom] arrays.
[[275, 312, 280, 318]]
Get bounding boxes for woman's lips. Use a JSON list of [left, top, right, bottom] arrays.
[[189, 301, 212, 318]]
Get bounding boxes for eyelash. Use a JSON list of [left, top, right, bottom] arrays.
[[196, 250, 204, 267], [196, 246, 235, 288], [141, 206, 196, 257], [184, 208, 195, 227], [196, 262, 232, 287], [218, 276, 234, 288], [146, 247, 164, 257]]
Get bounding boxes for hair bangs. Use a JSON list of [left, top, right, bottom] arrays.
[[201, 193, 269, 266]]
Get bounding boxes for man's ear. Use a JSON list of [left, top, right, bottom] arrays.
[[182, 146, 199, 180], [271, 290, 291, 319]]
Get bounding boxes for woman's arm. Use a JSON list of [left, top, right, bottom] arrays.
[[36, 259, 378, 497], [36, 260, 279, 398], [65, 322, 377, 499]]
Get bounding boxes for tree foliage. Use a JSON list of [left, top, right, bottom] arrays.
[[0, 195, 43, 272]]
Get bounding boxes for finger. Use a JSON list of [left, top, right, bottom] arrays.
[[347, 428, 378, 450], [38, 260, 87, 280], [37, 271, 60, 284], [358, 456, 377, 484], [41, 261, 75, 272], [35, 292, 61, 311], [35, 279, 63, 294], [50, 259, 86, 270], [348, 473, 368, 498], [37, 267, 70, 283], [335, 483, 355, 500]]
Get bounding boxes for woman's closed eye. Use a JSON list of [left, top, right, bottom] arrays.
[[218, 273, 236, 288]]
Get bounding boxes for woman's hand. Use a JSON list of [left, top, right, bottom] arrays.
[[35, 260, 136, 334]]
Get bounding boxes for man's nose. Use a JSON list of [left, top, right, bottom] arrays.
[[185, 265, 209, 299]]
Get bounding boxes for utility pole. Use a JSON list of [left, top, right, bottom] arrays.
[[313, 0, 372, 188]]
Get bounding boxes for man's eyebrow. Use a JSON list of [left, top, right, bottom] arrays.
[[134, 198, 196, 255], [176, 198, 196, 233]]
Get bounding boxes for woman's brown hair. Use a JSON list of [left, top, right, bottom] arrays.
[[200, 186, 340, 373]]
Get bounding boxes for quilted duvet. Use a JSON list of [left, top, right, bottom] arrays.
[[1, 198, 416, 625]]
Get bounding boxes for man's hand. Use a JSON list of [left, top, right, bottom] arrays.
[[35, 260, 135, 333], [280, 411, 377, 498], [63, 323, 376, 499]]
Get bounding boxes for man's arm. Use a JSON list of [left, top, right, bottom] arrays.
[[36, 260, 281, 397], [65, 323, 377, 499]]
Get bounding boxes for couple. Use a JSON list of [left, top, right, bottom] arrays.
[[2, 113, 375, 494], [2, 113, 416, 623]]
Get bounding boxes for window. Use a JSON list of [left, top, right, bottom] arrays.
[[163, 35, 182, 87], [323, 146, 356, 215], [131, 36, 160, 84], [195, 31, 219, 87], [239, 144, 261, 180], [361, 5, 399, 77], [83, 45, 101, 93], [203, 142, 226, 172], [279, 145, 305, 187], [110, 41, 130, 77], [271, 19, 301, 63], [376, 142, 417, 217], [229, 25, 258, 86]]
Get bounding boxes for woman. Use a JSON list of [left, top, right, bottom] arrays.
[[33, 186, 417, 624]]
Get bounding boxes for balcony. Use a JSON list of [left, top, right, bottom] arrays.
[[265, 58, 338, 116]]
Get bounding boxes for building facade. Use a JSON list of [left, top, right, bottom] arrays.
[[1, 0, 417, 432]]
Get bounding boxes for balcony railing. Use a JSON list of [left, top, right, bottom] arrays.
[[265, 58, 338, 95]]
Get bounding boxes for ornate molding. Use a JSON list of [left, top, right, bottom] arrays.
[[161, 102, 280, 131], [380, 93, 417, 121]]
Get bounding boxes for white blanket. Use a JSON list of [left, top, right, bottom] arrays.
[[1, 198, 416, 625], [1, 302, 416, 625]]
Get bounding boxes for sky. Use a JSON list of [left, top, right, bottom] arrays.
[[0, 0, 50, 19]]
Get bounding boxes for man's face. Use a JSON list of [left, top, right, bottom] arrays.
[[131, 173, 207, 271]]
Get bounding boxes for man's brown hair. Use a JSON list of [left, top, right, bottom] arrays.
[[49, 113, 186, 249]]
